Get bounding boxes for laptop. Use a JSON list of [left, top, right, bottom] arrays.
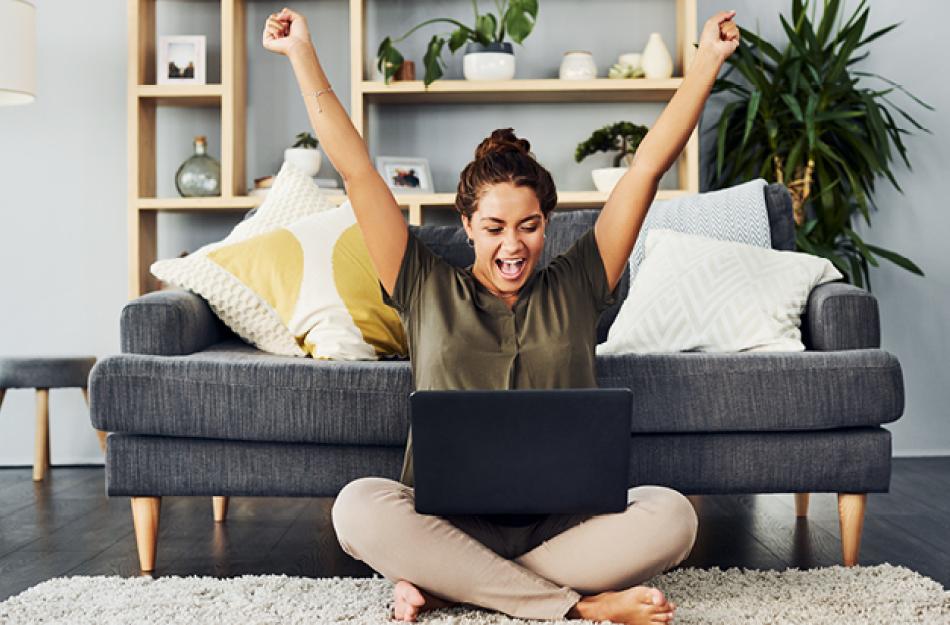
[[410, 388, 632, 516]]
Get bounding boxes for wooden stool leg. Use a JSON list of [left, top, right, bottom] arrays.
[[794, 492, 810, 518], [82, 388, 108, 453], [213, 496, 229, 523], [33, 389, 50, 481], [131, 497, 161, 572], [838, 493, 867, 566]]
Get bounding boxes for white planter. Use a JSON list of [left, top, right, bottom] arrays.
[[463, 42, 515, 81], [641, 32, 673, 79], [592, 167, 628, 193], [559, 51, 597, 80], [283, 147, 322, 177]]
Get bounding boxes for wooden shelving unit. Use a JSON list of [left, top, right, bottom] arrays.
[[128, 0, 698, 297]]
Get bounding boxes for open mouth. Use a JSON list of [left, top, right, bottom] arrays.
[[495, 258, 526, 281]]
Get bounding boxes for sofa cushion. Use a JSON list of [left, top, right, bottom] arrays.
[[90, 340, 903, 444]]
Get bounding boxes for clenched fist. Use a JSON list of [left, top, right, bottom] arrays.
[[698, 10, 740, 63], [262, 7, 311, 56]]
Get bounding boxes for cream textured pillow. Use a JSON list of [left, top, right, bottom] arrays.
[[151, 161, 335, 356], [596, 229, 843, 354]]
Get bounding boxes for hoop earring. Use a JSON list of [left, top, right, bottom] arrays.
[[467, 238, 474, 247]]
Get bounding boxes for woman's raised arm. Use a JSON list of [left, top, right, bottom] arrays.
[[263, 8, 407, 295], [593, 10, 740, 292]]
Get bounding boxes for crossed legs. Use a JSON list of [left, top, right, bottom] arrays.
[[331, 477, 697, 622]]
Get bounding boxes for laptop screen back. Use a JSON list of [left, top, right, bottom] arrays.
[[411, 388, 632, 516]]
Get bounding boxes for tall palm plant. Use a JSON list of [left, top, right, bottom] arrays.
[[706, 0, 932, 289]]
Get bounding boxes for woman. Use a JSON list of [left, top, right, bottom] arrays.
[[263, 8, 739, 624]]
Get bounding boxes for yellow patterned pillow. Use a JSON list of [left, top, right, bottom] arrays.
[[205, 201, 407, 359]]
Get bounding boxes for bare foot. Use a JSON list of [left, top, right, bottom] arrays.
[[567, 586, 676, 624], [392, 579, 455, 622]]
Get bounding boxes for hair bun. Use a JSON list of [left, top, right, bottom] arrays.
[[475, 128, 531, 160]]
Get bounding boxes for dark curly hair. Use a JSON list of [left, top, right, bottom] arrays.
[[454, 128, 557, 222]]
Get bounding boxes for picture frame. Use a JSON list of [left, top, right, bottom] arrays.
[[376, 156, 433, 194], [157, 35, 207, 85]]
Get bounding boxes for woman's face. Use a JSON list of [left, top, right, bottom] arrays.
[[462, 182, 547, 299]]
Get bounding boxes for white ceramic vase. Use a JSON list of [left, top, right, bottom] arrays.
[[559, 51, 597, 80], [463, 42, 516, 81], [641, 32, 673, 79], [283, 147, 322, 177], [592, 167, 628, 193]]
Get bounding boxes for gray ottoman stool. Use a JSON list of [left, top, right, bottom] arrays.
[[0, 356, 100, 481]]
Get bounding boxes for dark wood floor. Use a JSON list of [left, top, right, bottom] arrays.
[[1, 458, 948, 602]]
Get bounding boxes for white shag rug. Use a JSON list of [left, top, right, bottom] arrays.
[[1, 565, 948, 624]]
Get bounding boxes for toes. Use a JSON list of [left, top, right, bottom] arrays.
[[649, 588, 667, 606]]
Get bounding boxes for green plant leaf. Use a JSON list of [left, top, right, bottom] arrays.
[[475, 13, 496, 44], [738, 26, 783, 64], [781, 94, 804, 123], [422, 35, 446, 87], [504, 0, 536, 44], [741, 90, 762, 149], [376, 37, 404, 84], [865, 244, 924, 275], [843, 227, 879, 267], [814, 0, 840, 48], [448, 26, 472, 53]]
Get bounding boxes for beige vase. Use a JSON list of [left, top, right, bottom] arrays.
[[641, 32, 673, 79]]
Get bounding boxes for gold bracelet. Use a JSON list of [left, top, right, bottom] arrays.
[[302, 86, 333, 113]]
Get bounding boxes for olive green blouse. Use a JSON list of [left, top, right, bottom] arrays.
[[381, 225, 619, 525]]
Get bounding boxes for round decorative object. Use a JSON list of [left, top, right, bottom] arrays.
[[592, 167, 628, 193], [463, 42, 515, 81], [176, 135, 220, 197], [618, 52, 642, 70], [641, 32, 673, 79], [559, 50, 597, 80], [283, 147, 322, 177]]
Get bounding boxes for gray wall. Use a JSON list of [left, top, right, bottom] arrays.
[[0, 0, 945, 465]]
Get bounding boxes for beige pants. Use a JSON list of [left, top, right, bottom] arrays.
[[331, 477, 698, 620]]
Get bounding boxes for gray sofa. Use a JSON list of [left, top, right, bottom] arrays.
[[89, 182, 904, 573]]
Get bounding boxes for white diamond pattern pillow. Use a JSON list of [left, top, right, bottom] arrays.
[[597, 229, 843, 354], [151, 161, 335, 356]]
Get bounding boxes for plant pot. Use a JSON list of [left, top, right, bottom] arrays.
[[463, 42, 515, 81], [283, 147, 322, 177], [592, 167, 628, 193]]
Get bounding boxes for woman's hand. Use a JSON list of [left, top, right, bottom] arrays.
[[262, 7, 312, 56], [698, 10, 740, 63]]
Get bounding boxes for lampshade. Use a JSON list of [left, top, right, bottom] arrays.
[[0, 0, 36, 105]]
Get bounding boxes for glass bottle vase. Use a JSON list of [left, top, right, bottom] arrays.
[[175, 135, 221, 197]]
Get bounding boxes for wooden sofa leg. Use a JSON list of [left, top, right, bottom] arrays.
[[131, 497, 161, 572], [213, 496, 229, 523], [33, 389, 50, 481], [837, 493, 867, 566], [794, 493, 810, 518]]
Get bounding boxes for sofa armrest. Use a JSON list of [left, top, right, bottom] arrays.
[[121, 290, 230, 355], [801, 282, 880, 350]]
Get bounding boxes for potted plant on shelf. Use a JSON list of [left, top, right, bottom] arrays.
[[575, 121, 649, 193], [376, 0, 539, 87], [284, 132, 321, 177], [707, 0, 931, 288]]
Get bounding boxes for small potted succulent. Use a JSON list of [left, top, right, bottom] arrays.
[[575, 121, 649, 193], [376, 0, 539, 87], [283, 132, 321, 177]]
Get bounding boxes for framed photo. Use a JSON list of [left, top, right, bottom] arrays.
[[376, 156, 433, 194], [157, 36, 206, 85]]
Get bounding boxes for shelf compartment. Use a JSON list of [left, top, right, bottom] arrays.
[[360, 78, 683, 104], [136, 84, 224, 107]]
